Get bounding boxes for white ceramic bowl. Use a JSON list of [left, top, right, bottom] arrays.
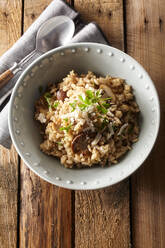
[[8, 43, 160, 190]]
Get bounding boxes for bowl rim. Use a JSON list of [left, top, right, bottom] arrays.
[[8, 42, 160, 190]]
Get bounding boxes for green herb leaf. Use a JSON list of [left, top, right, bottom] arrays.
[[53, 101, 59, 109], [60, 124, 72, 133], [44, 92, 51, 98], [77, 88, 111, 112], [57, 141, 62, 145], [97, 105, 108, 114], [84, 97, 91, 105], [102, 102, 110, 109], [69, 101, 77, 112], [85, 90, 94, 99], [78, 95, 84, 102], [78, 92, 93, 109], [78, 103, 87, 111], [64, 118, 68, 122], [44, 92, 52, 107], [102, 97, 112, 101], [96, 90, 102, 98]]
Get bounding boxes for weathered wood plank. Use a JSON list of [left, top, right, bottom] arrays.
[[19, 167, 59, 247], [57, 188, 73, 248], [0, 146, 19, 248], [74, 0, 124, 50], [75, 183, 130, 248], [20, 169, 73, 248], [126, 0, 165, 247], [23, 0, 51, 31], [19, 1, 73, 247], [0, 0, 22, 247], [0, 0, 22, 54], [74, 1, 130, 247]]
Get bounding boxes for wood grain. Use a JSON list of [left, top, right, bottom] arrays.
[[0, 0, 22, 54], [19, 167, 59, 248], [75, 183, 130, 248], [74, 1, 130, 247], [19, 1, 73, 247], [23, 0, 51, 32], [74, 0, 124, 50], [0, 69, 14, 90], [57, 188, 73, 248], [126, 0, 165, 247], [0, 0, 22, 247], [0, 146, 18, 248]]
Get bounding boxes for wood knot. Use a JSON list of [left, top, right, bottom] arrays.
[[144, 17, 149, 24], [159, 17, 163, 31], [3, 12, 8, 18], [108, 11, 112, 18], [31, 13, 35, 19], [98, 8, 102, 15]]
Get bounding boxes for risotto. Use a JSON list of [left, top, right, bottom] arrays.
[[35, 71, 140, 168]]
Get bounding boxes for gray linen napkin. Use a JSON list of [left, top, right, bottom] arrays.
[[0, 0, 108, 149]]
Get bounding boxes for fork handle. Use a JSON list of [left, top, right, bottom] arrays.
[[0, 69, 14, 90]]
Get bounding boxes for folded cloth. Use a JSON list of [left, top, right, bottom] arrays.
[[0, 0, 108, 149]]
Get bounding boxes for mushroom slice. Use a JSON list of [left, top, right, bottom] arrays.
[[84, 130, 96, 138], [71, 133, 88, 153], [100, 84, 116, 102], [71, 130, 96, 153], [56, 89, 67, 101], [91, 133, 102, 146]]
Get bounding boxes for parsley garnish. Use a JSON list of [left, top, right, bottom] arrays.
[[53, 101, 59, 109], [78, 103, 87, 111], [57, 141, 62, 145], [69, 101, 77, 112], [60, 124, 72, 133], [85, 90, 94, 99], [44, 92, 51, 98], [67, 89, 111, 114], [77, 90, 100, 110], [96, 105, 108, 114], [44, 93, 59, 109], [77, 89, 111, 114], [44, 92, 52, 107], [102, 102, 110, 109], [96, 90, 102, 98]]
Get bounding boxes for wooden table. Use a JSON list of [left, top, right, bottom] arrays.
[[0, 0, 165, 247]]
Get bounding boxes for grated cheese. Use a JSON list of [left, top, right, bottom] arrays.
[[37, 113, 47, 123], [118, 123, 128, 136], [91, 133, 102, 146]]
